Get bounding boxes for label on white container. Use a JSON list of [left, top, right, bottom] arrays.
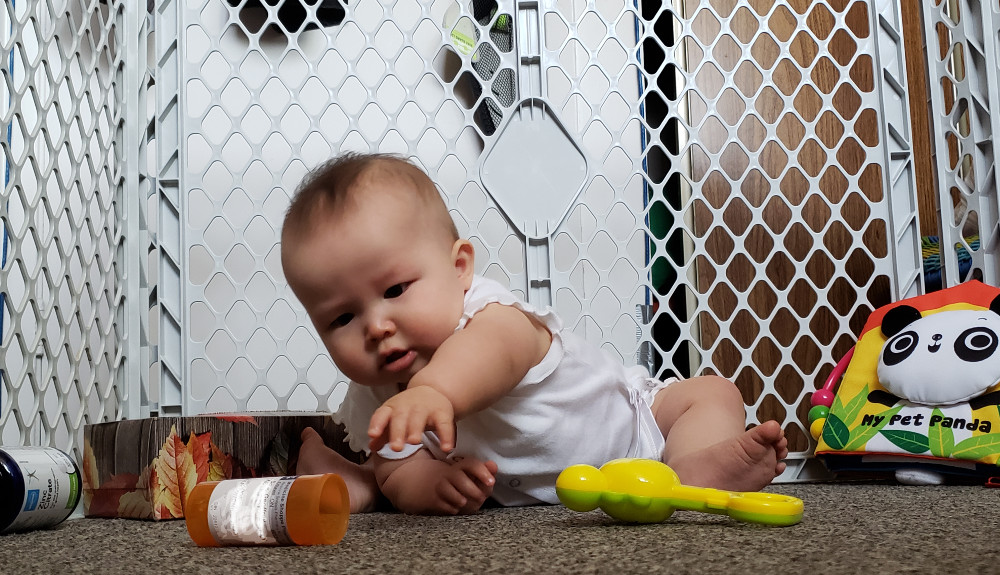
[[1, 447, 80, 534], [206, 477, 295, 546], [443, 2, 478, 57]]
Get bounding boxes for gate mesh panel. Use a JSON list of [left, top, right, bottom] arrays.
[[0, 1, 936, 479], [921, 0, 1000, 289], [0, 0, 130, 457], [152, 0, 918, 477]]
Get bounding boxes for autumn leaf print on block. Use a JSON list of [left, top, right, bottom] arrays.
[[82, 412, 355, 519]]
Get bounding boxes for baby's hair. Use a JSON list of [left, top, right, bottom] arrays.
[[283, 152, 459, 243]]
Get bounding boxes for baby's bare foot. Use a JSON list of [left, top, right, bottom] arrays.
[[666, 420, 788, 492], [298, 427, 379, 513]]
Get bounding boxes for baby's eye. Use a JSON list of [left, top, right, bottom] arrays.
[[384, 282, 410, 299], [331, 313, 354, 328]]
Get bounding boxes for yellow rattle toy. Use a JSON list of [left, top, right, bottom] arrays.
[[556, 458, 803, 527]]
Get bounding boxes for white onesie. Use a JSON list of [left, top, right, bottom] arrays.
[[334, 275, 675, 505]]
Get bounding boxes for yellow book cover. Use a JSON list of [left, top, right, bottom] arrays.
[[815, 281, 1000, 467]]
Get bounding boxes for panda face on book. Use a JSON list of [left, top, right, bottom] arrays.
[[876, 296, 1000, 406]]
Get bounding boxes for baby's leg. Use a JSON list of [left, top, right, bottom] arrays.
[[650, 376, 788, 492], [297, 427, 380, 513]]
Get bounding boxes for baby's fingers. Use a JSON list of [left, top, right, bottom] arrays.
[[390, 408, 428, 451], [457, 459, 497, 489], [368, 404, 431, 452], [448, 471, 490, 513], [435, 482, 467, 514], [367, 406, 392, 451], [430, 411, 456, 452]]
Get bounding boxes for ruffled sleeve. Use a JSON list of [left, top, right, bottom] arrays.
[[459, 276, 563, 334], [332, 381, 395, 454], [332, 382, 426, 459]]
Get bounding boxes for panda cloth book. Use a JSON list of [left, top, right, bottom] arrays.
[[811, 280, 1000, 483]]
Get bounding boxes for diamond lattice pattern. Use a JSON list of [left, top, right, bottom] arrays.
[[0, 0, 125, 456], [173, 0, 897, 457]]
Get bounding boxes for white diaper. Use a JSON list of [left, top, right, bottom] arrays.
[[625, 376, 677, 462]]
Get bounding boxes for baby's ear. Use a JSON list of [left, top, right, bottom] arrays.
[[452, 239, 475, 287]]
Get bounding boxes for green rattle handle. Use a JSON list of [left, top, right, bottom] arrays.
[[665, 485, 803, 526], [555, 460, 804, 527]]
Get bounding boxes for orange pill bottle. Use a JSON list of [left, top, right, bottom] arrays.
[[185, 474, 349, 546]]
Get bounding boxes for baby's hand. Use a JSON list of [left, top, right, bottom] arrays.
[[434, 458, 499, 515], [368, 386, 457, 453]]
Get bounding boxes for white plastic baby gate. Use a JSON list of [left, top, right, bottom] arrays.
[[1, 0, 997, 483]]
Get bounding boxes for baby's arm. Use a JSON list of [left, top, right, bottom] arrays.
[[375, 449, 498, 515], [369, 302, 551, 452]]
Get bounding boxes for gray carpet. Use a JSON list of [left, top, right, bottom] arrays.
[[3, 483, 999, 574]]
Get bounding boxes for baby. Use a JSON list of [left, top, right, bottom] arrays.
[[281, 152, 788, 514]]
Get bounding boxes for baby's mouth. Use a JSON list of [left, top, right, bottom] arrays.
[[382, 349, 417, 373]]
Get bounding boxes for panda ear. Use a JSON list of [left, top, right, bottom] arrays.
[[990, 294, 1000, 316], [882, 305, 922, 338]]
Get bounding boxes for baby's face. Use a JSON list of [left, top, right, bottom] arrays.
[[285, 184, 473, 388]]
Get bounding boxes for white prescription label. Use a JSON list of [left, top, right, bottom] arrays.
[[206, 477, 295, 546], [1, 447, 80, 534]]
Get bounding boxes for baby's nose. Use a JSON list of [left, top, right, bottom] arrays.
[[366, 315, 395, 341]]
